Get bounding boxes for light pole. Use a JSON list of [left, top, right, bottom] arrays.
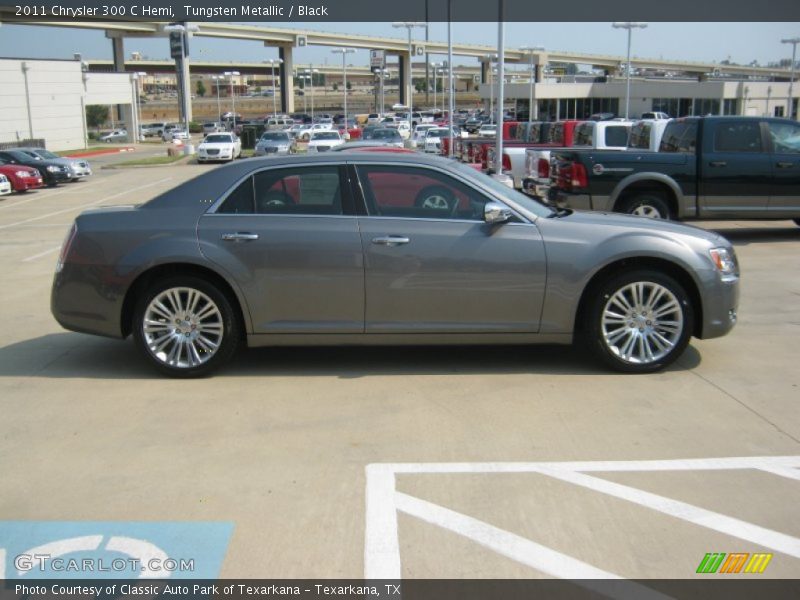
[[781, 37, 800, 120], [484, 53, 498, 119], [392, 22, 427, 111], [430, 62, 440, 111], [612, 22, 648, 120], [332, 48, 356, 127], [376, 68, 390, 116], [297, 73, 310, 113], [210, 75, 222, 125], [304, 67, 319, 120], [520, 46, 544, 122], [132, 71, 147, 141], [223, 70, 240, 130], [266, 58, 283, 117]]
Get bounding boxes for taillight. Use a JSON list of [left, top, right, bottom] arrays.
[[56, 222, 77, 273], [571, 163, 588, 188], [502, 153, 511, 172], [537, 158, 549, 179]]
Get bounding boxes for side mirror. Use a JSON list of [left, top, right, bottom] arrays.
[[484, 201, 512, 225]]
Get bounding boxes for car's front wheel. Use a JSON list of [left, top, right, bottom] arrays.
[[585, 270, 693, 373], [132, 276, 241, 377]]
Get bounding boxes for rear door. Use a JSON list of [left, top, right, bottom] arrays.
[[353, 163, 547, 333], [699, 119, 771, 217], [766, 120, 800, 216], [197, 164, 364, 334]]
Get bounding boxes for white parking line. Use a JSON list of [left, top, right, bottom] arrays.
[[365, 456, 800, 581], [22, 245, 62, 263], [0, 177, 172, 231], [0, 180, 104, 209]]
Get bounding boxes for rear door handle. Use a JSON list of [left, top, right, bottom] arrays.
[[776, 161, 794, 169], [709, 161, 727, 167], [221, 232, 259, 242], [371, 236, 410, 246]]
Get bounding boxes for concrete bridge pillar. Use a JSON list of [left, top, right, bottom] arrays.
[[279, 45, 295, 114]]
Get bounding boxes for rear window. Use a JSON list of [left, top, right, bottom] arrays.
[[659, 121, 698, 153], [604, 126, 630, 147], [628, 123, 652, 149], [549, 123, 564, 144]]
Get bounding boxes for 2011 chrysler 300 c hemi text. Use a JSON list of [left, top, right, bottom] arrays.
[[50, 153, 739, 377]]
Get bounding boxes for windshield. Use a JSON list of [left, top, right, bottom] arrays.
[[427, 129, 448, 138], [312, 132, 340, 140], [372, 130, 400, 140], [34, 149, 59, 159], [452, 161, 554, 218], [204, 135, 233, 143], [260, 132, 289, 141]]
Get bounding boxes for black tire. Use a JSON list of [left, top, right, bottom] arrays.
[[584, 269, 693, 374], [132, 276, 241, 378], [413, 185, 457, 213], [618, 193, 672, 220]]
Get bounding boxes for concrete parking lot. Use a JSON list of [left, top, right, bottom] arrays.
[[0, 157, 798, 581]]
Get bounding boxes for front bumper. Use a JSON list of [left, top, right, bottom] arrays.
[[699, 273, 740, 340], [16, 175, 45, 191], [0, 181, 11, 196]]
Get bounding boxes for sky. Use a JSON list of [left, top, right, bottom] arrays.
[[0, 22, 798, 69]]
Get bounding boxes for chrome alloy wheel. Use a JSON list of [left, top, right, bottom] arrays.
[[630, 204, 663, 219], [142, 287, 224, 369], [600, 281, 684, 365]]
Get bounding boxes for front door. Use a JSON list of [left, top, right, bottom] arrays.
[[353, 164, 547, 333]]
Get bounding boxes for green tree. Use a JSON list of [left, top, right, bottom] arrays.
[[332, 82, 338, 91], [85, 105, 109, 129], [346, 81, 352, 91], [196, 80, 207, 98]]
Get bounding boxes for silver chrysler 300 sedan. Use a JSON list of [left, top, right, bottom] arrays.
[[51, 154, 739, 377]]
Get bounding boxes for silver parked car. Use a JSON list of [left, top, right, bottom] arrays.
[[16, 148, 92, 182], [254, 131, 292, 156], [51, 154, 739, 377]]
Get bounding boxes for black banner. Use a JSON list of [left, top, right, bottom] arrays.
[[0, 0, 799, 22], [3, 580, 800, 600]]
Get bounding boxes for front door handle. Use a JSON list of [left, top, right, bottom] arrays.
[[372, 236, 410, 246], [776, 161, 794, 169], [709, 161, 727, 167], [221, 232, 259, 242]]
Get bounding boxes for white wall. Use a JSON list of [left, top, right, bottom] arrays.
[[0, 59, 134, 152]]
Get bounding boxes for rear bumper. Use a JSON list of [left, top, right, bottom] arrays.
[[548, 189, 615, 212]]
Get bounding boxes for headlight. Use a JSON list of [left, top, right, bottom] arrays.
[[16, 170, 31, 177], [709, 247, 738, 276], [47, 165, 60, 172]]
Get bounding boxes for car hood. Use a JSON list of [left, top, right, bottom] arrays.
[[551, 210, 726, 246], [199, 142, 235, 149]]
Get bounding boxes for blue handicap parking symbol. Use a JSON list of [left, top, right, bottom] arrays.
[[0, 521, 233, 579]]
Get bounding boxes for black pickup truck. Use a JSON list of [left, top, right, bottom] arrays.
[[548, 116, 800, 224]]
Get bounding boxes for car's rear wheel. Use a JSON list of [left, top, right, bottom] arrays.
[[618, 193, 671, 219], [132, 276, 240, 378], [586, 270, 693, 373]]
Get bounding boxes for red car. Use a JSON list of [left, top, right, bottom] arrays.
[[0, 161, 44, 192]]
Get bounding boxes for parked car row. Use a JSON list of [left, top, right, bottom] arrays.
[[0, 147, 92, 190]]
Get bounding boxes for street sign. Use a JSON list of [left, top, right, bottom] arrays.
[[413, 44, 425, 56], [370, 49, 385, 69]]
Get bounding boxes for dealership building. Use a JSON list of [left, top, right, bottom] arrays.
[[484, 78, 799, 120], [0, 57, 139, 151]]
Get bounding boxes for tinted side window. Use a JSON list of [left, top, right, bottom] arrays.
[[573, 124, 593, 146], [605, 126, 630, 147], [253, 166, 342, 215], [768, 122, 800, 154], [217, 177, 254, 214], [356, 165, 490, 221], [714, 122, 763, 153], [659, 121, 698, 153]]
